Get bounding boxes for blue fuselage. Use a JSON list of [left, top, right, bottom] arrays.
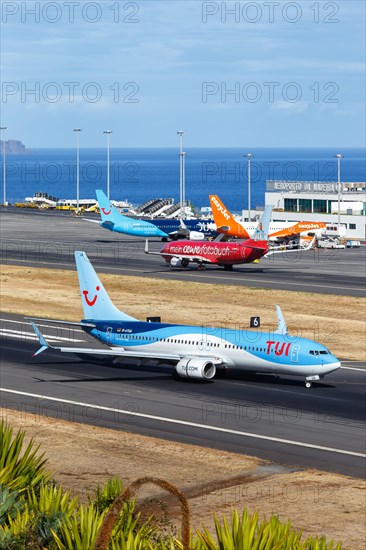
[[84, 320, 341, 379]]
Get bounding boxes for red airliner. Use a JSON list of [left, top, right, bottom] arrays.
[[145, 207, 272, 270], [159, 239, 268, 269]]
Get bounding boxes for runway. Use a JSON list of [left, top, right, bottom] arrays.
[[1, 209, 365, 296], [1, 314, 365, 478], [1, 210, 365, 478]]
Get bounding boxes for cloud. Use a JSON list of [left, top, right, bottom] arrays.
[[271, 101, 309, 113]]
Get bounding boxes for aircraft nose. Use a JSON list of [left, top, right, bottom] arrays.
[[325, 358, 341, 373]]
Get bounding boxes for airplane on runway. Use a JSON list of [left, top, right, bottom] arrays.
[[30, 251, 341, 388], [209, 195, 326, 243], [144, 206, 315, 270], [84, 189, 216, 241], [144, 205, 271, 269]]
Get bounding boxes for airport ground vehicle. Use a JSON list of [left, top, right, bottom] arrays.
[[346, 240, 361, 248], [317, 238, 345, 249]]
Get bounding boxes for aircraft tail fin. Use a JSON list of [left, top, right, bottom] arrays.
[[74, 251, 137, 321], [209, 195, 250, 239], [253, 206, 272, 241], [96, 189, 128, 225]]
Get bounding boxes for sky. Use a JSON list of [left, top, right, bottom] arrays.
[[1, 0, 365, 148]]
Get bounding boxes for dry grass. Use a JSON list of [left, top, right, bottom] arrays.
[[1, 264, 365, 360], [2, 408, 365, 549]]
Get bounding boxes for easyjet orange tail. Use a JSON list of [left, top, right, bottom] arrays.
[[209, 195, 250, 239]]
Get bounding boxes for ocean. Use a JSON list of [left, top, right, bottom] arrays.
[[3, 148, 365, 213]]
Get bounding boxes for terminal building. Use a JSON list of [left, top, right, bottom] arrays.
[[260, 180, 366, 240]]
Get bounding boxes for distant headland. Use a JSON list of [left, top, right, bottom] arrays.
[[0, 140, 27, 154]]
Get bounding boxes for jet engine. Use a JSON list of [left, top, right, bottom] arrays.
[[189, 231, 205, 241], [174, 357, 216, 380], [170, 257, 189, 268]]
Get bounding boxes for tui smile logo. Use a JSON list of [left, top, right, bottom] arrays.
[[101, 208, 111, 215], [83, 286, 100, 306]]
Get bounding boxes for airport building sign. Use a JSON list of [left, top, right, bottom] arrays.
[[266, 181, 339, 193]]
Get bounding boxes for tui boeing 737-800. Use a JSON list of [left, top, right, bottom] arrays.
[[30, 252, 340, 388]]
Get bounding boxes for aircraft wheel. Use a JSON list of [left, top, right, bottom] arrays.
[[181, 259, 189, 268], [223, 264, 234, 271], [305, 381, 312, 388]]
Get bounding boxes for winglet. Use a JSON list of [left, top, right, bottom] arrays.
[[31, 322, 51, 356], [275, 305, 288, 335], [179, 219, 188, 231], [253, 206, 272, 241]]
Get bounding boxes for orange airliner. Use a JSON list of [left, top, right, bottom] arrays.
[[209, 195, 326, 242]]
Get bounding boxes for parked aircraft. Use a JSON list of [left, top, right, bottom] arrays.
[[30, 251, 341, 388], [84, 190, 215, 240], [209, 195, 326, 242]]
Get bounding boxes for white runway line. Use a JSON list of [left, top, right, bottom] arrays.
[[1, 388, 365, 459]]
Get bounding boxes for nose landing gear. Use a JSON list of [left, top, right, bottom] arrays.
[[305, 375, 320, 388]]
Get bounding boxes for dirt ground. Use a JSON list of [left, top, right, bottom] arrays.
[[1, 408, 365, 549], [1, 265, 365, 548]]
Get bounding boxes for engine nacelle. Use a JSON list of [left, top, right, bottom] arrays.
[[169, 257, 190, 268], [175, 357, 216, 380], [189, 231, 205, 241]]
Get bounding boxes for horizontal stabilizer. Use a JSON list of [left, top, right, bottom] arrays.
[[31, 322, 51, 356], [83, 218, 100, 225], [26, 317, 96, 328]]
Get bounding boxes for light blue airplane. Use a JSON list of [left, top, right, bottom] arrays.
[[84, 189, 215, 240], [30, 252, 341, 388]]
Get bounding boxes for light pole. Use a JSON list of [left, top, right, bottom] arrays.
[[73, 128, 82, 214], [103, 129, 112, 199], [182, 151, 187, 217], [334, 153, 344, 229], [177, 130, 185, 219], [244, 153, 253, 221], [1, 126, 7, 205]]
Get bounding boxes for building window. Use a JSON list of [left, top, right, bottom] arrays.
[[349, 224, 356, 230], [313, 199, 327, 213], [299, 199, 312, 213], [284, 198, 297, 212]]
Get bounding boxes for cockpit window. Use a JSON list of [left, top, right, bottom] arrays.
[[310, 350, 329, 355]]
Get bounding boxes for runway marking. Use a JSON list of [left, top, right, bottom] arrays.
[[0, 329, 83, 343], [341, 366, 366, 372], [0, 318, 85, 335], [1, 388, 365, 459]]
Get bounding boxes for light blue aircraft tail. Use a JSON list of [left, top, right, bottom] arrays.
[[253, 206, 272, 241], [96, 189, 128, 225], [75, 251, 137, 321]]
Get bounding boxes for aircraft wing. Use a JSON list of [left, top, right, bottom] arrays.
[[30, 322, 224, 364], [161, 252, 213, 264], [144, 240, 213, 263], [265, 236, 316, 256], [243, 243, 268, 251]]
